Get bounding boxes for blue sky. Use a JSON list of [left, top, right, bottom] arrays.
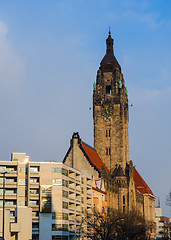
[[0, 0, 171, 216]]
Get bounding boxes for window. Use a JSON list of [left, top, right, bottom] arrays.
[[30, 166, 39, 173], [52, 212, 68, 220], [52, 178, 62, 185], [62, 168, 68, 176], [123, 196, 125, 213], [93, 204, 96, 212], [29, 200, 38, 206], [81, 177, 84, 184], [19, 167, 25, 174], [18, 201, 25, 206], [0, 166, 6, 171], [106, 147, 111, 155], [30, 189, 39, 194], [42, 188, 51, 196], [62, 179, 68, 187], [106, 129, 111, 137], [62, 213, 68, 220], [52, 212, 62, 220], [30, 178, 39, 183], [106, 85, 111, 94], [52, 168, 61, 174], [62, 190, 68, 198], [102, 206, 105, 213], [32, 212, 38, 217], [102, 195, 104, 201], [18, 179, 26, 185], [6, 167, 16, 172], [81, 197, 84, 204], [123, 196, 125, 204], [32, 223, 39, 229], [6, 201, 15, 206], [6, 178, 16, 183], [18, 190, 25, 196], [10, 211, 15, 217], [6, 189, 16, 194], [62, 202, 68, 209], [52, 224, 68, 231]]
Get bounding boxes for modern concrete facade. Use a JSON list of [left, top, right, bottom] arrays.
[[0, 152, 104, 240], [155, 206, 170, 239]]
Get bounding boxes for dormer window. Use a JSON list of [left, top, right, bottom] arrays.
[[106, 85, 111, 94]]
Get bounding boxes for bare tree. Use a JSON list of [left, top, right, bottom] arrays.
[[81, 209, 153, 240]]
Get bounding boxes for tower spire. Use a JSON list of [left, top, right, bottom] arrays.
[[109, 26, 111, 35]]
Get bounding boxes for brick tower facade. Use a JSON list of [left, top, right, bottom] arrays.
[[93, 31, 129, 173]]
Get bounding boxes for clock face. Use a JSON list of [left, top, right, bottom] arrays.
[[101, 106, 113, 118]]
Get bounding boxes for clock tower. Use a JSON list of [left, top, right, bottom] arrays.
[[93, 31, 129, 173]]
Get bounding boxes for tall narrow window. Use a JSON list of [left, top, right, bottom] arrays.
[[109, 147, 111, 155], [106, 85, 111, 94], [123, 196, 125, 213], [123, 196, 125, 204], [106, 129, 111, 137], [106, 147, 111, 155]]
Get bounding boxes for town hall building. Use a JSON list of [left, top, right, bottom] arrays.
[[63, 31, 156, 237]]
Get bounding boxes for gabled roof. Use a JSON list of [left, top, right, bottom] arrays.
[[133, 168, 154, 196], [81, 142, 109, 174]]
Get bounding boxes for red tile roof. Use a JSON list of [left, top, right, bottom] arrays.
[[133, 168, 154, 196], [81, 143, 109, 174]]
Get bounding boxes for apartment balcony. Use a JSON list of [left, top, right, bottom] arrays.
[[5, 171, 18, 177], [30, 205, 39, 211], [41, 204, 51, 213], [75, 197, 81, 203], [3, 205, 17, 210], [76, 208, 81, 213], [69, 195, 75, 201], [10, 222, 21, 233], [86, 181, 92, 187], [10, 216, 15, 223], [0, 182, 17, 188], [87, 192, 92, 197], [30, 193, 39, 199], [69, 205, 75, 212], [69, 217, 75, 223], [69, 174, 75, 180], [76, 187, 81, 193], [69, 198, 75, 204], [32, 228, 39, 233], [29, 183, 39, 188], [87, 201, 92, 206], [4, 193, 17, 200], [30, 171, 39, 177], [76, 178, 81, 184], [69, 184, 75, 191], [32, 216, 39, 221]]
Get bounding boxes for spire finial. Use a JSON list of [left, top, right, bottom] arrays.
[[109, 26, 111, 35]]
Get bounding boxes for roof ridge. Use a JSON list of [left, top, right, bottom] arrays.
[[82, 141, 96, 151]]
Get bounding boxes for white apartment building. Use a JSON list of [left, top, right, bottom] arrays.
[[0, 153, 93, 240]]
